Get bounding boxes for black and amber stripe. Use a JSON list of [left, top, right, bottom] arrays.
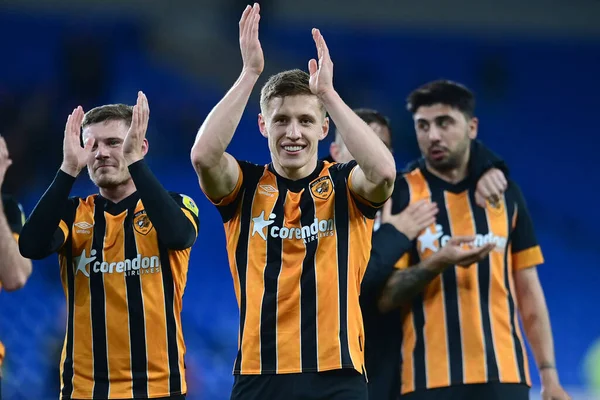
[[399, 170, 538, 395], [217, 161, 376, 376], [58, 194, 194, 399]]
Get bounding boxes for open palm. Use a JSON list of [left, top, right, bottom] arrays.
[[308, 28, 334, 97], [61, 106, 94, 176], [239, 3, 264, 76]]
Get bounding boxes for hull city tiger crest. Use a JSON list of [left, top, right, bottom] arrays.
[[133, 211, 153, 235], [310, 176, 333, 200]]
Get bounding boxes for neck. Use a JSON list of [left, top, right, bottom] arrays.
[[272, 157, 318, 181], [425, 162, 468, 184], [99, 180, 137, 203]]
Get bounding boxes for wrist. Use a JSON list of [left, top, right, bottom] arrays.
[[125, 155, 144, 167], [318, 89, 339, 106], [422, 254, 448, 274], [241, 67, 262, 81], [60, 163, 81, 178], [539, 364, 559, 384]]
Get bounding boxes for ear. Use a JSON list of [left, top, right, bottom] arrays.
[[141, 139, 149, 156], [468, 117, 478, 139], [329, 142, 339, 162], [258, 113, 268, 139], [319, 117, 330, 141]]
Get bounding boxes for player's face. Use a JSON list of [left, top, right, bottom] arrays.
[[414, 104, 477, 172], [259, 95, 329, 178], [332, 122, 392, 163], [83, 120, 132, 188]]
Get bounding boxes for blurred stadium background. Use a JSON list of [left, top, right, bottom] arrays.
[[0, 0, 598, 399]]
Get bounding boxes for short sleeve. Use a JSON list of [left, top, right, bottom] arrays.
[[331, 160, 384, 219], [510, 181, 544, 270]]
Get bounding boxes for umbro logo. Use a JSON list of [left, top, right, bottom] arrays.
[[74, 221, 93, 234], [258, 184, 278, 197]]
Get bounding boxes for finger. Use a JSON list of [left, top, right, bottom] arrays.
[[312, 28, 323, 60], [239, 4, 252, 31], [475, 191, 486, 208], [245, 4, 258, 39], [493, 169, 507, 188], [65, 112, 73, 134], [447, 236, 475, 246], [418, 216, 436, 230], [84, 137, 95, 152], [73, 106, 84, 137], [140, 91, 150, 134], [308, 59, 318, 76], [318, 30, 331, 61], [251, 9, 260, 39], [130, 104, 139, 136]]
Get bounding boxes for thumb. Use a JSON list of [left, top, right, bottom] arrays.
[[308, 59, 318, 76]]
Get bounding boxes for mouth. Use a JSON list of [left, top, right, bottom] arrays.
[[429, 147, 447, 161], [95, 165, 115, 172], [281, 145, 306, 155]]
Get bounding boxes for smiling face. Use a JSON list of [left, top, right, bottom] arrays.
[[259, 94, 329, 179]]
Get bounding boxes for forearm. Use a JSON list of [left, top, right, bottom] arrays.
[[191, 70, 259, 169], [378, 257, 444, 312], [0, 203, 31, 291], [19, 170, 73, 259], [129, 160, 196, 250], [519, 292, 557, 374], [320, 90, 396, 184]]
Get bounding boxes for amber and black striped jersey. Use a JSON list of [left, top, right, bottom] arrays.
[[392, 166, 543, 395], [206, 160, 381, 376], [0, 194, 26, 367], [53, 192, 198, 399], [19, 161, 200, 400]]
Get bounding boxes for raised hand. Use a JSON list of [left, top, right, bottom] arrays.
[[0, 136, 13, 189], [434, 236, 494, 267], [239, 3, 264, 76], [381, 199, 438, 240], [475, 168, 507, 208], [61, 106, 94, 177], [308, 28, 334, 98], [123, 91, 150, 165]]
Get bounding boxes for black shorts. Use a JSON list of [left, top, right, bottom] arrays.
[[230, 369, 367, 400], [400, 382, 529, 400]]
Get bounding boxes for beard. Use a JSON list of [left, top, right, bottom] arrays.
[[89, 166, 130, 188], [426, 137, 471, 172]]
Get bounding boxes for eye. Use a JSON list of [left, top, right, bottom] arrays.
[[274, 117, 288, 125], [300, 118, 312, 125], [417, 121, 429, 132], [109, 139, 120, 146]]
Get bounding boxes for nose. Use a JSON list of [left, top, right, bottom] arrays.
[[286, 121, 301, 140], [427, 125, 442, 142], [95, 143, 109, 160]]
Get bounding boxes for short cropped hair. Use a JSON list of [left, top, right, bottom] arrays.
[[82, 104, 133, 129], [259, 69, 325, 115], [406, 80, 475, 118]]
